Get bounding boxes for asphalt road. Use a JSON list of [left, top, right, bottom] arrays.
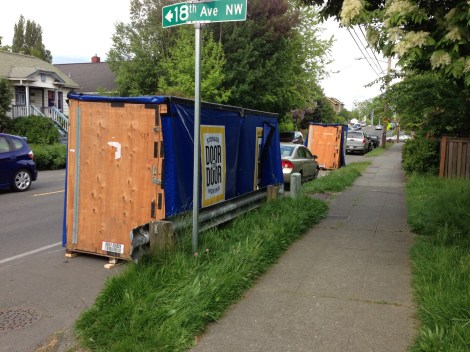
[[0, 170, 119, 352]]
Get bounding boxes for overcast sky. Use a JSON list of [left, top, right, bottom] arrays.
[[0, 1, 388, 110]]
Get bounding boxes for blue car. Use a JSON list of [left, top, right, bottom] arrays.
[[0, 133, 38, 191]]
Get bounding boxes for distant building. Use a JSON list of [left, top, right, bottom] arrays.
[[326, 97, 344, 114], [0, 50, 79, 119], [54, 55, 117, 95]]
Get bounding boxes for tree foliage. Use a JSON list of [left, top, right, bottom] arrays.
[[108, 0, 332, 118], [0, 78, 13, 132], [208, 0, 331, 115], [12, 15, 52, 62], [158, 27, 231, 103], [297, 0, 470, 87], [387, 72, 470, 137], [107, 0, 180, 96]]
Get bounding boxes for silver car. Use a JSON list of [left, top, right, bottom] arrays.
[[280, 143, 319, 184]]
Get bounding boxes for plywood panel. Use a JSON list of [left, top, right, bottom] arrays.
[[307, 125, 343, 169], [66, 101, 165, 259]]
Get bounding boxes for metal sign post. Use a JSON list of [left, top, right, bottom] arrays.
[[162, 0, 247, 254], [192, 21, 202, 253]]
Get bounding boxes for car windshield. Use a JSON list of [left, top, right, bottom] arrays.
[[280, 145, 294, 157], [280, 132, 295, 139], [347, 132, 362, 138]]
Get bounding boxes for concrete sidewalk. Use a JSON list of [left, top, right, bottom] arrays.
[[191, 143, 417, 352]]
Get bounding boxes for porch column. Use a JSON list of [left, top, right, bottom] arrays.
[[25, 86, 30, 115], [54, 89, 59, 108]]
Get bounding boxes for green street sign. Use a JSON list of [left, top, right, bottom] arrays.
[[162, 0, 247, 28]]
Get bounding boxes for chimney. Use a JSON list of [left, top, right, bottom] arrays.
[[91, 54, 100, 63]]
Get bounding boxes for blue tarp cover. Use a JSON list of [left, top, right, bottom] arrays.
[[66, 94, 283, 218]]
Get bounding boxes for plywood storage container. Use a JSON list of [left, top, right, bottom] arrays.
[[63, 95, 283, 261], [306, 124, 346, 170], [65, 99, 166, 260]]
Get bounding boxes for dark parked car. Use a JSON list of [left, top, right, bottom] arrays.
[[0, 133, 38, 191], [280, 143, 319, 184], [280, 131, 304, 144], [368, 135, 380, 148]]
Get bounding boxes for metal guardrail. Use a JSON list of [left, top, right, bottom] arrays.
[[129, 187, 279, 261]]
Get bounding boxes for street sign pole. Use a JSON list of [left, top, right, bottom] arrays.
[[192, 21, 202, 254], [162, 0, 247, 253]]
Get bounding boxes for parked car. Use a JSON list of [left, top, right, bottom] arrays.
[[360, 121, 367, 127], [280, 143, 319, 184], [0, 133, 38, 191], [353, 123, 362, 131], [346, 131, 372, 155], [375, 124, 383, 130], [387, 134, 412, 143], [368, 135, 380, 148], [279, 131, 304, 144]]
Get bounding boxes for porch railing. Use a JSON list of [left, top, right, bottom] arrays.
[[11, 105, 69, 133], [43, 107, 69, 133]]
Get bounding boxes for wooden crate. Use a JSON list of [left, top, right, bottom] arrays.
[[306, 124, 345, 170], [65, 100, 165, 260]]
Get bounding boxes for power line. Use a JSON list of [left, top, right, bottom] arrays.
[[346, 27, 381, 78], [358, 26, 386, 75]]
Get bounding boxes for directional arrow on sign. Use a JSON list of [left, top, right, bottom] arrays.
[[165, 10, 174, 23]]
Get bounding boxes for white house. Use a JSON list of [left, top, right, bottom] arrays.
[[0, 50, 79, 132]]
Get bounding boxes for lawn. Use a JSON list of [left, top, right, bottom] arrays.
[[406, 175, 470, 352]]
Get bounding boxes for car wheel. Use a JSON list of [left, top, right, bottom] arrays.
[[314, 167, 319, 179], [12, 169, 32, 192]]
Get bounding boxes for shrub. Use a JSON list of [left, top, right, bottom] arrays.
[[402, 136, 439, 175], [30, 143, 67, 170], [11, 115, 59, 144]]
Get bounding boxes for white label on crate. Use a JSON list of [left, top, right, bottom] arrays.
[[107, 141, 122, 159], [102, 241, 124, 254]]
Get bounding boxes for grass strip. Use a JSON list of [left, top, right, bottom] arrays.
[[301, 161, 370, 194], [406, 175, 470, 352], [74, 195, 328, 351]]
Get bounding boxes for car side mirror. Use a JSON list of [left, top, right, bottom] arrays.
[[312, 155, 318, 160]]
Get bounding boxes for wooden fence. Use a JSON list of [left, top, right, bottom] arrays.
[[439, 136, 470, 179]]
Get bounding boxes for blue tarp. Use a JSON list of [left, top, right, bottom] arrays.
[[67, 94, 283, 218]]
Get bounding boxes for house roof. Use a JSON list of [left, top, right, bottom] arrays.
[[326, 97, 344, 106], [54, 62, 117, 93], [0, 50, 79, 88]]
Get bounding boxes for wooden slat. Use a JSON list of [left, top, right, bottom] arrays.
[[439, 135, 447, 178]]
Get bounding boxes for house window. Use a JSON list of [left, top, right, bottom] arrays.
[[15, 87, 26, 105], [40, 73, 46, 82]]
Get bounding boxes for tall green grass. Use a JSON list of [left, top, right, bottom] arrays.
[[75, 196, 328, 351], [407, 175, 470, 352], [301, 161, 370, 194]]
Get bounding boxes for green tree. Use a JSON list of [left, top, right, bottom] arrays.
[[210, 0, 331, 115], [298, 96, 336, 126], [0, 78, 13, 132], [107, 0, 181, 96], [298, 0, 470, 87], [158, 27, 230, 103], [12, 15, 52, 62], [387, 72, 470, 137]]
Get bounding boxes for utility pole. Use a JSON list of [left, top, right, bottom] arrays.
[[381, 57, 392, 148]]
